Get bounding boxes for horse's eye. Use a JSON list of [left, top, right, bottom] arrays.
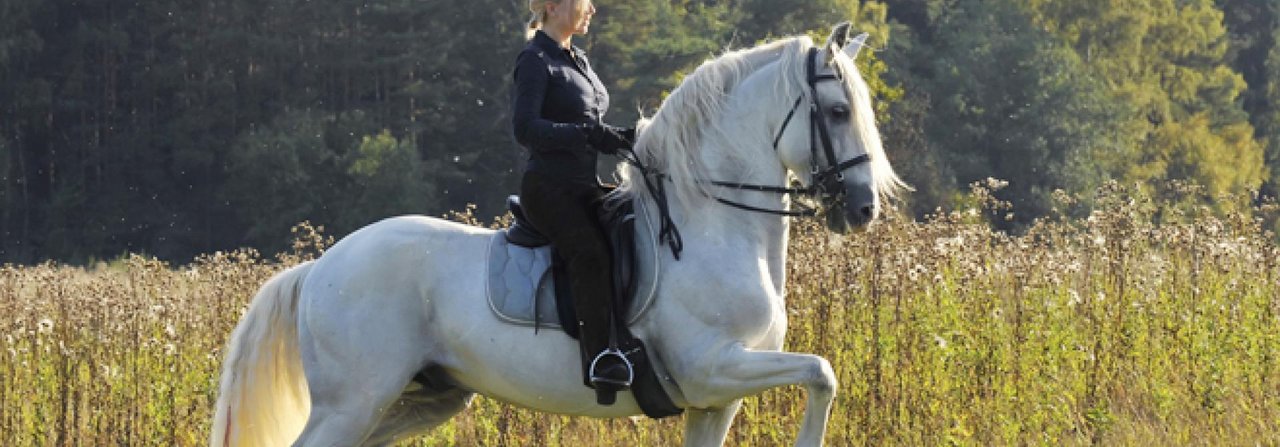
[[829, 105, 850, 119]]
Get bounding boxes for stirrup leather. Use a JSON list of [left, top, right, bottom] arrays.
[[589, 347, 635, 387]]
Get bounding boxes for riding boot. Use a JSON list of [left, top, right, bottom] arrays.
[[519, 172, 633, 397], [573, 290, 632, 389]]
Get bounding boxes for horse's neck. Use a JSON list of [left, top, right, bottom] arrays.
[[632, 152, 793, 298], [636, 51, 799, 295], [691, 59, 798, 294]]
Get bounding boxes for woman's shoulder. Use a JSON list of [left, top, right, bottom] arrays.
[[515, 45, 552, 70], [515, 48, 549, 73], [517, 39, 552, 60]]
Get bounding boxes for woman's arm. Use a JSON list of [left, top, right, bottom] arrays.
[[511, 51, 589, 153]]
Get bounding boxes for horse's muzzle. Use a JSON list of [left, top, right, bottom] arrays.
[[841, 181, 877, 231]]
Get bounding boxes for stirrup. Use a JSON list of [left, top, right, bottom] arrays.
[[589, 348, 635, 387]]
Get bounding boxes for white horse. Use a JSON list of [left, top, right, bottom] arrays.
[[211, 23, 904, 447]]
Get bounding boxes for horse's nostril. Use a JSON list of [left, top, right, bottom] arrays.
[[859, 205, 875, 218]]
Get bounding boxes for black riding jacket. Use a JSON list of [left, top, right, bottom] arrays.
[[511, 30, 611, 185]]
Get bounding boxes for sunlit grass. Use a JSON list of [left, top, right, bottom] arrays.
[[3, 183, 1278, 446]]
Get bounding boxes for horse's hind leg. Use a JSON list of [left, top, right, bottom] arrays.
[[360, 384, 474, 446], [290, 355, 419, 447], [290, 297, 432, 446], [291, 355, 460, 447]]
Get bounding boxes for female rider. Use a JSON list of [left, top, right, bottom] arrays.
[[511, 0, 635, 395]]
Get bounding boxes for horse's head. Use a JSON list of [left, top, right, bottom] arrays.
[[774, 22, 904, 233]]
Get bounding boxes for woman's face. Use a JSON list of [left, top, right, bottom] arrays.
[[549, 0, 595, 35]]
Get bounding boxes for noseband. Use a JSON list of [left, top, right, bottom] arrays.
[[707, 47, 871, 217]]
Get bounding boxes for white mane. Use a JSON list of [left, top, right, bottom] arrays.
[[616, 35, 904, 215]]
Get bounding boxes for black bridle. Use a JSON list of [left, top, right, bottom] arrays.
[[705, 47, 871, 217], [623, 47, 872, 259]]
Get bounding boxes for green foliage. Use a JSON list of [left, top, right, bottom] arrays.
[[223, 111, 346, 249], [590, 1, 738, 119], [1024, 0, 1267, 208], [737, 0, 891, 44], [882, 0, 1272, 223], [223, 111, 443, 253], [1242, 0, 1280, 198], [734, 0, 900, 118], [341, 130, 438, 230], [2, 0, 1278, 261], [887, 0, 1135, 224]]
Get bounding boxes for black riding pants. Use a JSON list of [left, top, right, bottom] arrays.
[[520, 171, 615, 355]]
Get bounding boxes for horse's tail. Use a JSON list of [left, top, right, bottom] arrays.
[[210, 261, 315, 447]]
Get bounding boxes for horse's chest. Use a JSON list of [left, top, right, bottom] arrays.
[[692, 291, 783, 342]]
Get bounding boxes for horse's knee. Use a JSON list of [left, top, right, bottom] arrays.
[[809, 357, 837, 397]]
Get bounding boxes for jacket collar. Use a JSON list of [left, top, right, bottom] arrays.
[[531, 30, 583, 60]]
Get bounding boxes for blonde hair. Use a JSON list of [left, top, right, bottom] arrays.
[[525, 0, 549, 40], [525, 0, 583, 40]]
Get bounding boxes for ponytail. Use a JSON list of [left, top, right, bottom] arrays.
[[525, 13, 543, 40], [525, 0, 548, 40]]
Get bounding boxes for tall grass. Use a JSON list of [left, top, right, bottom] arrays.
[[3, 183, 1278, 446]]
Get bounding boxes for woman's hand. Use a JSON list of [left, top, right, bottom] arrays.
[[580, 123, 634, 154]]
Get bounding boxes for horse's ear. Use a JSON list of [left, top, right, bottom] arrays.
[[825, 22, 852, 51], [842, 32, 870, 60]]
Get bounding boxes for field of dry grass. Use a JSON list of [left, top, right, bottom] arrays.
[[4, 183, 1279, 446]]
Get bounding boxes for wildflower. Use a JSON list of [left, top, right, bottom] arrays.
[[1067, 290, 1082, 307], [37, 318, 54, 334]]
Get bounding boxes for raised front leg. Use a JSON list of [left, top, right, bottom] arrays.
[[681, 346, 837, 447], [682, 399, 742, 447]]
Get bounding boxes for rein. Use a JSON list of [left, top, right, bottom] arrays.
[[621, 47, 872, 259]]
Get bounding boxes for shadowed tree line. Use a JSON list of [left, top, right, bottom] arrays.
[[0, 0, 1275, 263]]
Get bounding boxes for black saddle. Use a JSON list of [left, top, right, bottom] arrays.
[[502, 194, 681, 418]]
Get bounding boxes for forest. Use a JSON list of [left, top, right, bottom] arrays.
[[2, 0, 1277, 263]]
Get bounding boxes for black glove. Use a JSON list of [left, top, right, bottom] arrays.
[[580, 123, 634, 155]]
